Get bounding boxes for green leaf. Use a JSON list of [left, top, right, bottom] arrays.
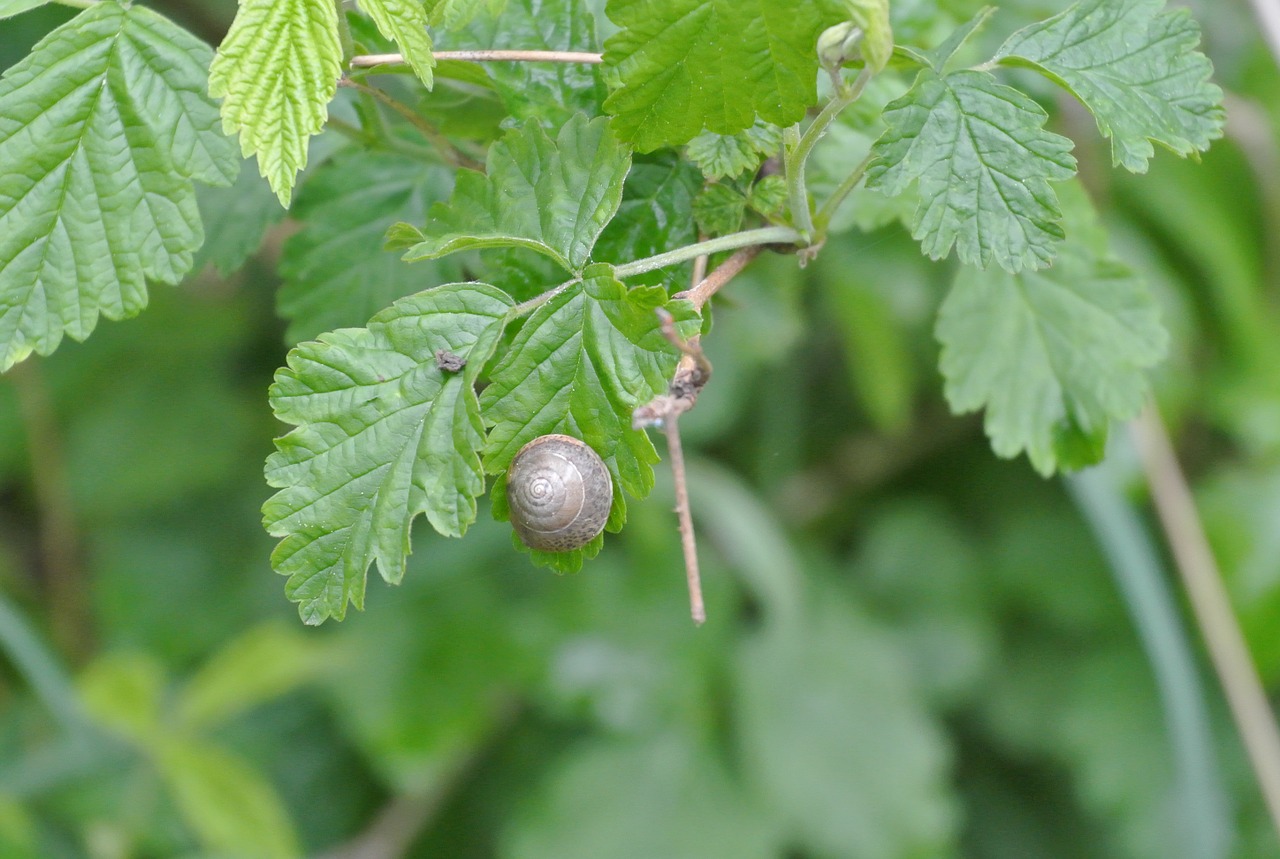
[[263, 283, 513, 624], [481, 264, 699, 497], [996, 0, 1224, 173], [735, 594, 955, 857], [693, 184, 747, 236], [396, 114, 631, 274], [594, 155, 703, 289], [0, 0, 48, 20], [209, 0, 343, 207], [439, 0, 605, 127], [866, 69, 1077, 272], [279, 151, 460, 342], [603, 0, 837, 151], [685, 122, 782, 181], [358, 0, 436, 89], [156, 740, 300, 859], [78, 652, 166, 745], [0, 2, 238, 373], [747, 175, 788, 219], [176, 623, 322, 732], [503, 733, 782, 859], [428, 0, 506, 29], [194, 158, 288, 276], [935, 184, 1167, 475]]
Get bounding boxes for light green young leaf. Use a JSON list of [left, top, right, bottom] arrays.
[[0, 0, 48, 20], [603, 0, 838, 151], [936, 184, 1167, 475], [996, 0, 1223, 173], [263, 283, 513, 624], [156, 740, 299, 859], [824, 0, 893, 72], [358, 0, 436, 89], [209, 0, 342, 207], [428, 0, 507, 28], [395, 114, 631, 274], [866, 69, 1076, 273], [481, 264, 699, 497], [686, 122, 782, 181], [0, 2, 238, 373], [279, 151, 459, 342]]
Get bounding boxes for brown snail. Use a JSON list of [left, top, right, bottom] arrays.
[[506, 434, 612, 552]]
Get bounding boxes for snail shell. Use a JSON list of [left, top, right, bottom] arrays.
[[506, 434, 612, 552]]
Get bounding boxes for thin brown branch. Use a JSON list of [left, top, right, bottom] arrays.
[[9, 360, 89, 662], [1131, 403, 1280, 835], [665, 416, 704, 625], [351, 50, 603, 68], [674, 246, 763, 312], [338, 78, 483, 171]]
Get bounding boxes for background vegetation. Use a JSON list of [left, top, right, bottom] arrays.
[[2, 0, 1280, 857]]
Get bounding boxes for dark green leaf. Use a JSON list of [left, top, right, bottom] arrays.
[[279, 151, 460, 342], [692, 184, 747, 236], [867, 69, 1076, 272], [996, 0, 1224, 172], [594, 155, 703, 289], [603, 0, 839, 150], [0, 2, 238, 373], [194, 158, 287, 277], [263, 283, 513, 624], [396, 114, 631, 274]]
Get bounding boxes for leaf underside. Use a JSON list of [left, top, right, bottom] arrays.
[[0, 1, 237, 373], [996, 0, 1224, 173], [936, 185, 1167, 475]]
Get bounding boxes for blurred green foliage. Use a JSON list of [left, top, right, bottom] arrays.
[[1, 0, 1280, 857]]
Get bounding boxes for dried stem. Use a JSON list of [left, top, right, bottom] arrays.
[[674, 246, 763, 311], [9, 361, 88, 662], [352, 50, 603, 68], [664, 415, 704, 625], [1131, 403, 1280, 835]]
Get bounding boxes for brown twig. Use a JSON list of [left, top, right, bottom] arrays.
[[9, 360, 89, 662], [674, 246, 763, 312], [1131, 403, 1280, 835], [338, 78, 483, 171], [635, 312, 714, 625], [351, 50, 603, 68]]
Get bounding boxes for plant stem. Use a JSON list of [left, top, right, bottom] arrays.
[[814, 151, 874, 232], [339, 79, 483, 171], [508, 278, 581, 318], [352, 50, 604, 68], [674, 247, 763, 312], [785, 67, 874, 243], [613, 227, 800, 279], [665, 416, 705, 625], [333, 0, 355, 59], [10, 360, 89, 663], [1131, 403, 1280, 836]]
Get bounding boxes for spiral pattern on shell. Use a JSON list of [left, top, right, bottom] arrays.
[[506, 434, 612, 552]]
